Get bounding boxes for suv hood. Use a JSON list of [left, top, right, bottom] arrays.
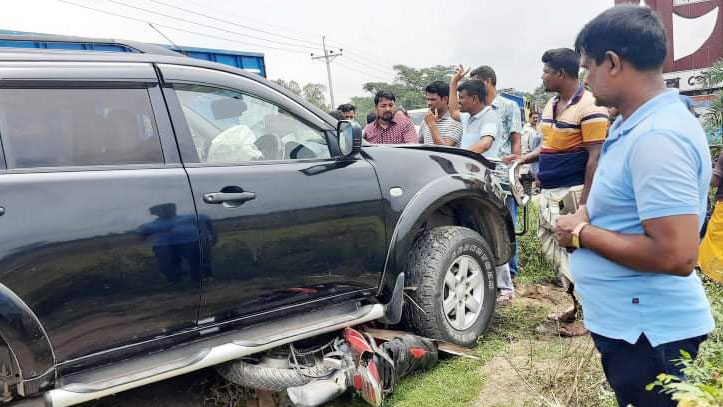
[[362, 144, 496, 169]]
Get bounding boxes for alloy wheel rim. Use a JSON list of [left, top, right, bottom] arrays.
[[442, 255, 485, 331]]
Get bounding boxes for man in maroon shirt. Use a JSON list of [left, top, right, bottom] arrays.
[[363, 90, 418, 144]]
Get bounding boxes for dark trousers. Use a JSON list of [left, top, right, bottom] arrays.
[[591, 332, 707, 407]]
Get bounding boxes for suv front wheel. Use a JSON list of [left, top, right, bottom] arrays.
[[404, 226, 497, 347]]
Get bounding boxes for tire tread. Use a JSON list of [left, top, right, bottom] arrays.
[[403, 226, 495, 345]]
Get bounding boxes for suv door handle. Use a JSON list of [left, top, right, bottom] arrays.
[[203, 192, 256, 204]]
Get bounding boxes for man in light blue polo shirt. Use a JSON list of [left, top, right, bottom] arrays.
[[447, 66, 501, 158], [553, 6, 714, 407], [447, 65, 516, 302]]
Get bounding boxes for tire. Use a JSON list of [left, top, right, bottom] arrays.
[[403, 226, 497, 347], [216, 359, 330, 391]]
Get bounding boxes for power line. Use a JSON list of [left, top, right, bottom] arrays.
[[58, 0, 309, 54], [326, 38, 398, 71], [104, 0, 320, 51], [59, 0, 397, 83], [143, 0, 398, 75], [145, 0, 322, 48], [342, 53, 397, 77], [179, 0, 325, 44], [335, 61, 391, 82]]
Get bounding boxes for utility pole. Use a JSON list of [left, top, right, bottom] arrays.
[[311, 36, 342, 109]]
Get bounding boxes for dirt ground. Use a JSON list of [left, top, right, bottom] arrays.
[[474, 284, 611, 407]]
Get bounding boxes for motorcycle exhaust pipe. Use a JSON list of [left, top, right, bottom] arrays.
[[286, 371, 348, 407]]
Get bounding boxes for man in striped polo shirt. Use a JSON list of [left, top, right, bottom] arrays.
[[419, 81, 463, 146], [505, 48, 609, 335]]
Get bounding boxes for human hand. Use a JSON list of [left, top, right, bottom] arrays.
[[554, 205, 589, 248], [425, 109, 438, 126], [452, 64, 470, 83], [502, 154, 522, 165]]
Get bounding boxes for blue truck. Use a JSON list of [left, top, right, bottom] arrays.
[[0, 30, 266, 77]]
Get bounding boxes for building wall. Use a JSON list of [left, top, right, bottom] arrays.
[[614, 0, 722, 73]]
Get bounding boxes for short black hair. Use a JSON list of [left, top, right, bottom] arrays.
[[541, 48, 580, 79], [575, 5, 667, 71], [470, 65, 497, 86], [337, 103, 356, 113], [374, 90, 396, 106], [529, 111, 539, 119], [457, 80, 487, 103], [366, 112, 377, 124], [328, 110, 345, 121], [424, 80, 450, 98]]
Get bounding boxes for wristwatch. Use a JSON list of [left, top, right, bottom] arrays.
[[572, 222, 589, 249]]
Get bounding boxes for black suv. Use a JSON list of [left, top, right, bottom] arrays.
[[0, 43, 522, 407]]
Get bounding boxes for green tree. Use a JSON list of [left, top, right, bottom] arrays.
[[525, 84, 553, 112], [350, 95, 374, 125], [700, 58, 723, 134], [272, 79, 329, 111], [272, 79, 302, 96], [361, 64, 455, 110], [302, 83, 329, 111], [393, 64, 454, 91]]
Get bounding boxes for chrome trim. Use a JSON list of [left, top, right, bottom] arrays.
[[42, 304, 384, 407]]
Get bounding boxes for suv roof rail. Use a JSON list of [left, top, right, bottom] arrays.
[[0, 33, 183, 57]]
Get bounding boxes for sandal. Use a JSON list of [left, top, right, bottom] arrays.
[[496, 291, 515, 307]]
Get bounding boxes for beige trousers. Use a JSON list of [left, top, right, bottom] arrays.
[[537, 185, 584, 294]]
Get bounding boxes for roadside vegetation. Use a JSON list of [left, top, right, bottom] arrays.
[[319, 202, 616, 407], [650, 282, 723, 407], [365, 201, 722, 407]]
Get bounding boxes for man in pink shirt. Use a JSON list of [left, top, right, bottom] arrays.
[[363, 90, 418, 144]]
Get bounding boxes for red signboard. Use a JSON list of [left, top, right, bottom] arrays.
[[614, 0, 722, 73]]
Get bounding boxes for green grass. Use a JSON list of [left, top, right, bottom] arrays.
[[333, 202, 554, 407], [380, 339, 506, 407], [324, 336, 510, 407], [323, 200, 722, 407], [374, 306, 548, 407], [515, 201, 557, 286], [322, 303, 548, 407]]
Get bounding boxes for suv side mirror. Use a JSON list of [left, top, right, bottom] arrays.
[[337, 120, 362, 157]]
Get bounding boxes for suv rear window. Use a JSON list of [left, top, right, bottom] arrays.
[[0, 87, 163, 169]]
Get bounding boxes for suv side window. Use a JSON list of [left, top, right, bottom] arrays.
[[0, 87, 163, 169], [174, 84, 331, 163]]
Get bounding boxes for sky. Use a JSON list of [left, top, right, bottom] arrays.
[[0, 0, 613, 106]]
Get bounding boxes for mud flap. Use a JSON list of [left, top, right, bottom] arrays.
[[378, 273, 404, 325]]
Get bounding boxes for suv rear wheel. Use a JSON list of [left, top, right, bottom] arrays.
[[404, 226, 497, 347]]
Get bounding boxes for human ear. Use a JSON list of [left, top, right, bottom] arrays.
[[606, 51, 622, 77]]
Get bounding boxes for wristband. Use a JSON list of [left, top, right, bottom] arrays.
[[572, 222, 589, 249]]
